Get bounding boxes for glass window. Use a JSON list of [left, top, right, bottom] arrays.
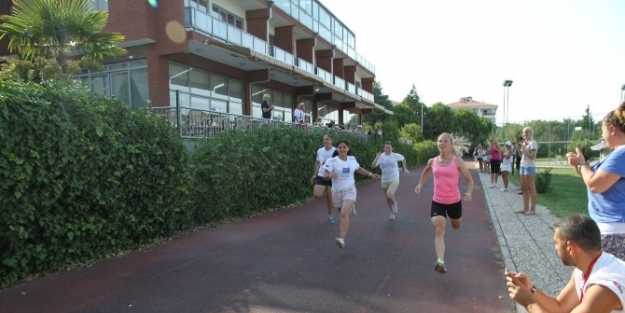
[[299, 0, 312, 14], [130, 68, 149, 108], [191, 95, 210, 111], [110, 72, 129, 103], [90, 0, 108, 11], [190, 70, 209, 96], [319, 7, 330, 28], [91, 75, 109, 97]]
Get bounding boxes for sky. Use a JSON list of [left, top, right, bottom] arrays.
[[320, 0, 625, 125]]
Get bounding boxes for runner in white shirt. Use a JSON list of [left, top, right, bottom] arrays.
[[293, 103, 305, 127], [506, 214, 625, 313], [324, 139, 379, 249], [311, 134, 337, 223], [371, 141, 408, 220]]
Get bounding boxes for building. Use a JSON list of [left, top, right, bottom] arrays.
[[446, 97, 498, 124], [0, 0, 389, 126]]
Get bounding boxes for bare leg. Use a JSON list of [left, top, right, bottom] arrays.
[[521, 175, 530, 211], [526, 175, 537, 212], [386, 182, 400, 210], [381, 187, 392, 210], [313, 184, 333, 216], [339, 200, 354, 239], [502, 171, 509, 188], [432, 216, 447, 260]]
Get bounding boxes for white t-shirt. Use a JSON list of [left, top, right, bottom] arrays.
[[316, 146, 336, 177], [574, 253, 625, 312], [293, 109, 305, 124], [521, 140, 538, 167], [323, 155, 360, 191], [377, 152, 405, 182]]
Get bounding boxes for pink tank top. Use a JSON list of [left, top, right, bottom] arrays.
[[432, 156, 461, 204]]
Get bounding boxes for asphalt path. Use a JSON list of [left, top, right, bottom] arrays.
[[0, 162, 514, 313]]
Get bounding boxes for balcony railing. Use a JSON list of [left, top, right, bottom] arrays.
[[297, 58, 314, 73], [316, 67, 333, 85], [333, 76, 345, 90], [346, 82, 356, 95], [359, 89, 374, 102]]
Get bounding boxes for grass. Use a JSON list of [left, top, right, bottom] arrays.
[[509, 168, 588, 217]]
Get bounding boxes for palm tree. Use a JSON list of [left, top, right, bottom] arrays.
[[0, 0, 126, 77]]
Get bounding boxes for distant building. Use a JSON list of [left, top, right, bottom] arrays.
[[446, 97, 498, 124]]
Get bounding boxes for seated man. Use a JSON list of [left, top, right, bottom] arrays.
[[505, 214, 625, 313]]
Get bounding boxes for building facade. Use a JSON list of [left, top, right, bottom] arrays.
[[1, 0, 386, 125], [447, 97, 498, 124]]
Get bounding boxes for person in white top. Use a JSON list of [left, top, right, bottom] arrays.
[[324, 139, 379, 249], [371, 141, 409, 220], [311, 134, 337, 223], [500, 141, 513, 191], [293, 103, 305, 127], [506, 214, 625, 313], [518, 126, 539, 215]]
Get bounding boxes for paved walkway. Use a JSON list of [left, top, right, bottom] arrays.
[[0, 162, 572, 313]]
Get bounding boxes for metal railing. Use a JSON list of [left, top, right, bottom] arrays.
[[151, 105, 369, 140]]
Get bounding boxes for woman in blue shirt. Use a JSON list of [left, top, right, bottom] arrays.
[[568, 102, 625, 260]]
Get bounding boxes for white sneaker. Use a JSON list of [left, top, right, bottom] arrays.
[[392, 202, 398, 213], [389, 212, 396, 220], [489, 184, 495, 188], [335, 237, 345, 249], [351, 204, 357, 216], [500, 188, 508, 192]]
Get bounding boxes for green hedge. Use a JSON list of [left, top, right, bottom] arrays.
[[0, 79, 435, 287], [0, 80, 191, 286]]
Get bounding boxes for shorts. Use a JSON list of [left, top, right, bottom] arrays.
[[314, 175, 332, 187], [602, 233, 625, 261], [520, 166, 536, 176], [501, 164, 512, 172], [431, 200, 462, 219], [381, 180, 399, 189], [490, 160, 501, 174], [332, 186, 357, 208]]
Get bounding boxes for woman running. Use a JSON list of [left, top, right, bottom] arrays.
[[324, 139, 379, 249], [312, 134, 337, 222], [414, 133, 473, 273], [371, 141, 409, 220]]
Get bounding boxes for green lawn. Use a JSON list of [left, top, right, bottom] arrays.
[[510, 168, 588, 217]]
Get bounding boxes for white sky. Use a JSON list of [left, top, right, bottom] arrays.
[[320, 0, 625, 124]]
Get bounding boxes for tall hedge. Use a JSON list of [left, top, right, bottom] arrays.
[[0, 80, 192, 286]]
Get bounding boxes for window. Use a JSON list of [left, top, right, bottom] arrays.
[[212, 4, 244, 30], [91, 0, 108, 11]]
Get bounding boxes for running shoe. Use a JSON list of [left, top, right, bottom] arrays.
[[389, 212, 396, 220], [351, 204, 357, 216], [328, 215, 335, 223], [392, 202, 398, 213], [434, 260, 447, 274], [335, 237, 345, 249]]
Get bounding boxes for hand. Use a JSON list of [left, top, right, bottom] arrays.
[[463, 193, 472, 202], [376, 151, 382, 157], [505, 271, 535, 307], [567, 147, 586, 167], [372, 174, 381, 180], [403, 168, 410, 173], [414, 185, 422, 194]]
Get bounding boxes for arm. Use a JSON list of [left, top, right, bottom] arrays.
[[357, 167, 380, 179], [568, 148, 621, 193], [524, 141, 538, 160], [456, 158, 473, 201], [506, 271, 579, 313], [312, 160, 320, 181], [371, 152, 382, 168], [415, 159, 434, 194], [571, 284, 624, 313], [401, 157, 409, 173]]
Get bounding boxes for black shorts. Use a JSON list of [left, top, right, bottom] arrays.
[[314, 175, 332, 187], [431, 200, 462, 219], [490, 160, 501, 174]]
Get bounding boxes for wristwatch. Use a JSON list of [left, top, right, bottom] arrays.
[[577, 162, 588, 171]]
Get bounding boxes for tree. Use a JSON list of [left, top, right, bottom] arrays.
[[403, 84, 422, 115], [400, 123, 422, 143], [423, 102, 453, 140], [363, 81, 393, 125], [391, 103, 418, 127], [0, 0, 126, 78], [581, 105, 596, 140]]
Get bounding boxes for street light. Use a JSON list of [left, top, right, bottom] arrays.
[[502, 80, 513, 137], [621, 84, 625, 103]]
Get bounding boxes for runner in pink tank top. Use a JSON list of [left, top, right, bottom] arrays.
[[415, 133, 474, 274]]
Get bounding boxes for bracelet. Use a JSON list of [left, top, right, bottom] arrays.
[[530, 285, 537, 294], [577, 162, 588, 171], [369, 172, 373, 177]]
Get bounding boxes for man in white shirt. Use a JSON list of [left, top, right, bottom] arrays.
[[506, 214, 625, 313]]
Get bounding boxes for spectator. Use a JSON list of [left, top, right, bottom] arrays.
[[567, 102, 625, 260], [505, 214, 625, 313], [517, 127, 538, 215], [261, 94, 273, 119]]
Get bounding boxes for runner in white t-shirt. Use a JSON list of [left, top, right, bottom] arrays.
[[311, 134, 337, 223], [324, 139, 379, 249], [371, 141, 408, 220]]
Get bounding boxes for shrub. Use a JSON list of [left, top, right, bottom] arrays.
[[536, 168, 553, 193]]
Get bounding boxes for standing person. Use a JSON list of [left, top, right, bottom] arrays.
[[500, 141, 513, 191], [475, 143, 485, 172], [482, 144, 490, 174], [414, 132, 474, 273], [261, 94, 274, 119], [323, 140, 379, 249], [515, 136, 523, 193], [517, 127, 538, 215], [510, 139, 517, 176], [293, 103, 305, 126], [505, 214, 625, 313], [311, 134, 337, 223], [567, 103, 625, 260], [371, 141, 409, 220], [489, 138, 502, 188]]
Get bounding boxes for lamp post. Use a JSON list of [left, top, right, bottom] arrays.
[[502, 80, 513, 137], [621, 84, 625, 103]]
